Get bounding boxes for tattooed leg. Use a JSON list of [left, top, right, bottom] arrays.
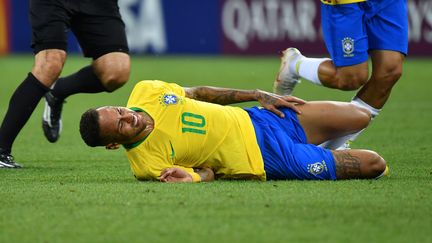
[[333, 150, 361, 179], [332, 149, 386, 179]]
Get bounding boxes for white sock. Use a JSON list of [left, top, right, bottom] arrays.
[[296, 57, 330, 86], [319, 129, 365, 150], [351, 96, 381, 118], [289, 54, 304, 75]]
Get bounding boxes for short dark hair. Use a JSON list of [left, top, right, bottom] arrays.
[[79, 108, 104, 147]]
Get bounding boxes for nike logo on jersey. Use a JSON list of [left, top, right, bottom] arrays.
[[169, 141, 175, 158]]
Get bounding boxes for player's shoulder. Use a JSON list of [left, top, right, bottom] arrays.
[[134, 80, 183, 91], [132, 80, 185, 99]]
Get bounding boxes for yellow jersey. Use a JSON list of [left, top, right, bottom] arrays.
[[124, 81, 265, 182]]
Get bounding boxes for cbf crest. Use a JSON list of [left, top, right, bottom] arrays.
[[159, 93, 183, 106], [307, 161, 328, 175], [342, 37, 354, 57]]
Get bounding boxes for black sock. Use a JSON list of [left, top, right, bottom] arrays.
[[51, 65, 108, 100], [0, 73, 49, 153]]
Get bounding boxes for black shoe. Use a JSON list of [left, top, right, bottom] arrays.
[[42, 91, 64, 143], [0, 150, 22, 168]]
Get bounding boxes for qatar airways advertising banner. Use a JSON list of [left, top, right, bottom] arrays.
[[220, 0, 325, 55], [2, 0, 432, 56]]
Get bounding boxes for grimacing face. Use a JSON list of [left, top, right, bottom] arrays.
[[97, 106, 149, 144]]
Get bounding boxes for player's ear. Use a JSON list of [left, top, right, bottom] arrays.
[[105, 143, 120, 150]]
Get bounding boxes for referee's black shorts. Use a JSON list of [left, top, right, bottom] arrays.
[[29, 0, 129, 59]]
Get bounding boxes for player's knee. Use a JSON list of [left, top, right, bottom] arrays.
[[390, 66, 403, 82], [364, 151, 386, 178], [101, 69, 129, 92], [351, 104, 372, 129], [94, 54, 130, 92], [336, 71, 368, 90], [32, 50, 66, 86]]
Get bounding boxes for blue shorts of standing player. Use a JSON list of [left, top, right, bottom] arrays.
[[321, 0, 408, 67], [247, 107, 337, 180]]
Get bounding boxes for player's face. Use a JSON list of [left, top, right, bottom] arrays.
[[97, 106, 149, 144]]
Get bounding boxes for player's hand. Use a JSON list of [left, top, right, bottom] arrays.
[[255, 89, 306, 117], [160, 167, 193, 183], [105, 143, 120, 150]]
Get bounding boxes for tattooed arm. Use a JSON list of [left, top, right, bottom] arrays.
[[332, 149, 387, 179], [184, 86, 306, 117]]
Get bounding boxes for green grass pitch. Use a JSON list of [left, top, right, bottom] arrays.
[[0, 55, 431, 243]]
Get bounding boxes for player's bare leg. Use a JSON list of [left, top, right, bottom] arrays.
[[92, 52, 130, 91], [355, 50, 404, 109], [295, 101, 371, 145], [332, 149, 387, 179], [317, 60, 369, 91], [32, 49, 67, 86]]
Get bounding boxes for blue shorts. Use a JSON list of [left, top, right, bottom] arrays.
[[321, 0, 408, 67], [245, 107, 337, 181]]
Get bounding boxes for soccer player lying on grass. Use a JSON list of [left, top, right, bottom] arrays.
[[79, 80, 388, 182]]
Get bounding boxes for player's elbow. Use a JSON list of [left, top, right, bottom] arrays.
[[332, 69, 369, 90]]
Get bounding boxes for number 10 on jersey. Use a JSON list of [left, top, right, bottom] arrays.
[[181, 112, 206, 135]]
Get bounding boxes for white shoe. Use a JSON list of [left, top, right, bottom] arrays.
[[273, 48, 303, 95]]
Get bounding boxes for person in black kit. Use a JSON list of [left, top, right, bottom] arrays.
[[0, 0, 130, 168]]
